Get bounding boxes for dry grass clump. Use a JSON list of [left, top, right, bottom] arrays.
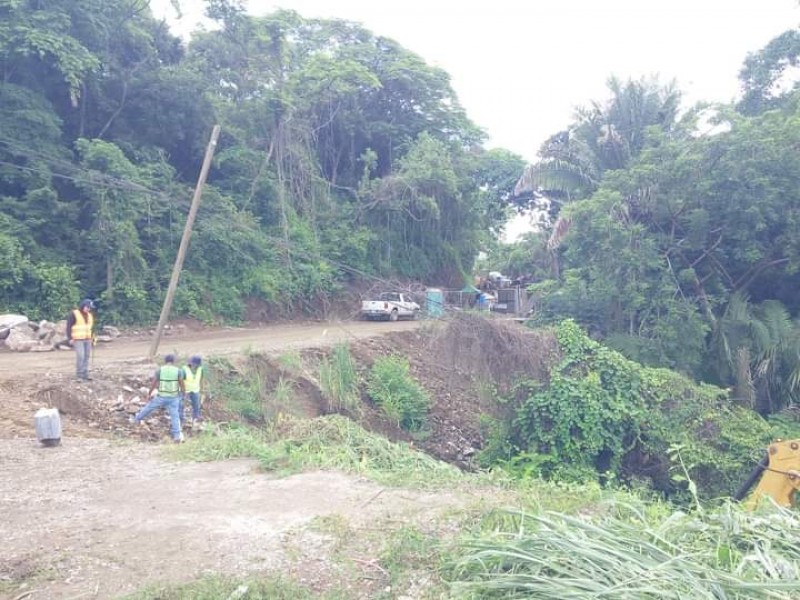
[[431, 314, 560, 393]]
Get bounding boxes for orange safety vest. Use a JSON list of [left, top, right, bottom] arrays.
[[71, 309, 94, 340]]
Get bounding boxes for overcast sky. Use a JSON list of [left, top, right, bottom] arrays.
[[152, 0, 799, 162]]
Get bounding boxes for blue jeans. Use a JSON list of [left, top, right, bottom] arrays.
[[74, 339, 91, 379], [134, 395, 181, 440], [178, 392, 201, 424]]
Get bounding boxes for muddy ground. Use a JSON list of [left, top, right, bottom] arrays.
[[1, 438, 467, 600], [0, 316, 543, 599]]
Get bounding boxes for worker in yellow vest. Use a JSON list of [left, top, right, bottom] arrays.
[[182, 355, 205, 427], [66, 299, 95, 381]]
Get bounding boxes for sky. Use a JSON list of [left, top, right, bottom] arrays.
[[150, 0, 799, 240], [152, 0, 799, 162]]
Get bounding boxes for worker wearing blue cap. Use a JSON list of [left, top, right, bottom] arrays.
[[66, 299, 95, 380], [182, 355, 205, 428], [131, 354, 185, 442]]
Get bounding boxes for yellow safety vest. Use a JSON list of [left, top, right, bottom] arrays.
[[71, 309, 94, 340], [184, 365, 203, 393]]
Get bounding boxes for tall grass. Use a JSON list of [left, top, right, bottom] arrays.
[[270, 376, 295, 415], [276, 350, 303, 373], [170, 415, 465, 488], [448, 500, 800, 599], [208, 353, 305, 423], [319, 342, 360, 413]]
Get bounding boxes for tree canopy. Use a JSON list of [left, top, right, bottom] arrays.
[[0, 0, 522, 323], [512, 27, 800, 415]]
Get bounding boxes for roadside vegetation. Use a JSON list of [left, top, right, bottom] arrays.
[[6, 0, 800, 596], [367, 355, 431, 432], [125, 576, 349, 600], [171, 416, 463, 489], [153, 318, 800, 599]]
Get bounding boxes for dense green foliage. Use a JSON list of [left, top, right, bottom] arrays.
[[483, 321, 785, 500], [506, 26, 800, 416], [367, 355, 430, 431], [0, 0, 523, 323]]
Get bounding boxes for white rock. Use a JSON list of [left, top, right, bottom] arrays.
[[4, 327, 39, 351], [0, 314, 28, 340]]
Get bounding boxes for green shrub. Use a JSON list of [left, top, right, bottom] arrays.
[[492, 320, 775, 499], [367, 356, 430, 431], [224, 369, 267, 423], [209, 354, 295, 424]]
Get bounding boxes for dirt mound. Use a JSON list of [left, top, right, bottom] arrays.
[[431, 313, 559, 394], [349, 315, 560, 467], [1, 316, 557, 472]]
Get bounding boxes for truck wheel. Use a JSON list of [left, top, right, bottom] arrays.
[[389, 309, 399, 322]]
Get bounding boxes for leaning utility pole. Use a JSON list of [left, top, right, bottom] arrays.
[[149, 125, 221, 358]]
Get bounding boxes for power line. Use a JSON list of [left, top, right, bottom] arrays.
[[0, 158, 169, 196], [0, 136, 169, 197], [0, 137, 449, 315]]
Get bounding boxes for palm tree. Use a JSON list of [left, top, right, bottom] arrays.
[[712, 293, 800, 414], [513, 77, 681, 265], [515, 76, 681, 205]]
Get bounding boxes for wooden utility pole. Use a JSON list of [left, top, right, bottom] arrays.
[[149, 124, 221, 358]]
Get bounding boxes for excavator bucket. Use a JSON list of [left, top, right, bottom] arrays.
[[736, 440, 800, 508]]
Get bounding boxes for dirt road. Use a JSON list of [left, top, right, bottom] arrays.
[[0, 319, 458, 598], [0, 320, 422, 376], [0, 438, 463, 599]]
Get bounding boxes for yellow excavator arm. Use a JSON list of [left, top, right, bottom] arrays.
[[734, 439, 800, 508]]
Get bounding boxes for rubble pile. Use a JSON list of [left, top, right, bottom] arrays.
[[0, 314, 121, 352], [34, 376, 193, 441]]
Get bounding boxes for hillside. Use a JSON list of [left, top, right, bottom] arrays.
[[4, 315, 800, 599]]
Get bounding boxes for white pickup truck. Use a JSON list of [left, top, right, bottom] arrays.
[[360, 292, 420, 321]]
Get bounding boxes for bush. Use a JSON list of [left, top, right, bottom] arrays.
[[490, 320, 775, 499], [367, 356, 430, 431], [208, 354, 299, 424]]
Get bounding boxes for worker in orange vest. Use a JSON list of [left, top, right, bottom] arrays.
[[66, 299, 95, 381]]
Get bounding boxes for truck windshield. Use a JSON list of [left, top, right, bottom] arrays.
[[378, 293, 401, 301]]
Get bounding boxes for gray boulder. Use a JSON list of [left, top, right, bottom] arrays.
[[4, 326, 40, 352]]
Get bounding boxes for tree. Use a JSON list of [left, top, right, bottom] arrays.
[[0, 1, 517, 323], [0, 0, 100, 103], [738, 29, 800, 116], [515, 76, 680, 210]]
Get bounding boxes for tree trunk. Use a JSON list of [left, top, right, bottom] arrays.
[[106, 258, 114, 300]]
